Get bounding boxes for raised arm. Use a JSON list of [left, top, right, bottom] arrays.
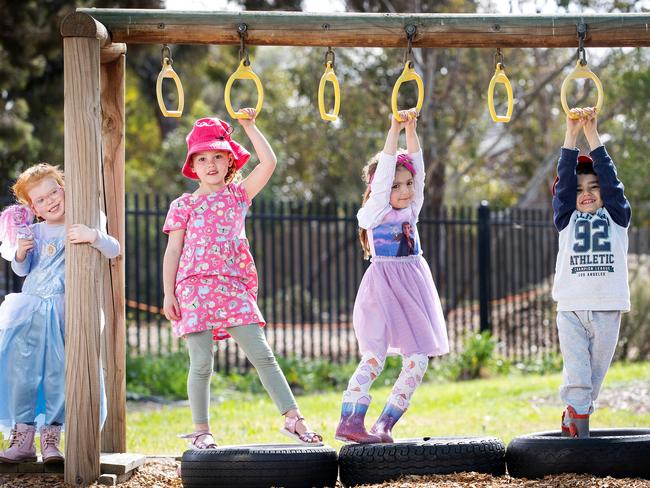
[[591, 146, 631, 227], [553, 113, 583, 231], [582, 109, 631, 227], [404, 110, 424, 217], [552, 148, 578, 231], [357, 113, 406, 229], [404, 109, 420, 154], [239, 108, 277, 200]]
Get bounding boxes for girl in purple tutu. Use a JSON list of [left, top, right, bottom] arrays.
[[335, 109, 449, 443]]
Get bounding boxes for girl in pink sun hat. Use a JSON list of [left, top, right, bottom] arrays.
[[163, 108, 322, 450]]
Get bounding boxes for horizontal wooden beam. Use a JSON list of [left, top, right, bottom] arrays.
[[76, 9, 650, 48]]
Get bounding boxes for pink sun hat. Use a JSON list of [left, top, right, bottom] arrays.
[[182, 117, 251, 180]]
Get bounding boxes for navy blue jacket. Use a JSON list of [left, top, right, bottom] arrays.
[[552, 146, 631, 231]]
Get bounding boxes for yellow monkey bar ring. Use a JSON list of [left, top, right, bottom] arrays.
[[156, 48, 185, 118], [391, 61, 424, 122], [318, 59, 341, 122], [224, 59, 264, 119], [487, 63, 514, 123], [560, 60, 604, 119]]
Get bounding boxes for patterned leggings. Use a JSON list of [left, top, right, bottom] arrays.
[[343, 352, 429, 411]]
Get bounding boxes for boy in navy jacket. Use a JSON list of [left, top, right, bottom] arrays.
[[551, 107, 631, 438]]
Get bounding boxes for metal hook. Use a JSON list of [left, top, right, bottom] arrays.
[[325, 47, 335, 67], [494, 48, 505, 69], [403, 24, 417, 67], [161, 44, 172, 65], [576, 23, 587, 66], [238, 23, 250, 66]]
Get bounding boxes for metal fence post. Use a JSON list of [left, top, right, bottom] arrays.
[[478, 201, 492, 333]]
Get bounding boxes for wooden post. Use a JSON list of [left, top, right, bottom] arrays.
[[100, 50, 127, 454], [63, 34, 103, 486], [77, 9, 650, 47], [62, 11, 106, 486]]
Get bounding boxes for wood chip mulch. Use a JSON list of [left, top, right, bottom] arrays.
[[351, 472, 650, 487], [2, 464, 650, 487]]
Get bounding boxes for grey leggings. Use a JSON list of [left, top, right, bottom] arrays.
[[185, 324, 298, 424]]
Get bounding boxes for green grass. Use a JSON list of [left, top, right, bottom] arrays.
[[126, 361, 650, 454]]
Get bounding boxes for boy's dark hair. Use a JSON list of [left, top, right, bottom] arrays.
[[576, 155, 595, 176]]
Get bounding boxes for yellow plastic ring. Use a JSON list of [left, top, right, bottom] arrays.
[[487, 64, 514, 123], [391, 61, 424, 122], [318, 62, 341, 122], [224, 59, 264, 119], [156, 58, 185, 118], [560, 60, 604, 119]]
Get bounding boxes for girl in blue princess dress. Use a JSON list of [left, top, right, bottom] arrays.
[[0, 163, 119, 464]]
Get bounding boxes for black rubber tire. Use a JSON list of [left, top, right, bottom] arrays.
[[180, 443, 338, 488], [338, 436, 506, 487], [506, 428, 650, 479]]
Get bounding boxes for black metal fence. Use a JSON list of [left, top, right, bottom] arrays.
[[118, 196, 650, 370], [2, 195, 649, 371]]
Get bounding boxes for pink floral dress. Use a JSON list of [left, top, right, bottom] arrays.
[[163, 183, 264, 340]]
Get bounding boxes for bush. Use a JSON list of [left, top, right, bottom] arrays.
[[124, 338, 562, 401], [449, 331, 498, 380], [126, 351, 189, 399]]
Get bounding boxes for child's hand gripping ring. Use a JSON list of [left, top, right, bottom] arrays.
[[318, 61, 341, 122], [224, 59, 264, 119], [156, 52, 185, 118], [488, 63, 513, 123], [391, 61, 424, 122], [560, 60, 604, 119]]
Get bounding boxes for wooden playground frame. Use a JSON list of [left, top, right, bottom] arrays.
[[59, 9, 650, 486]]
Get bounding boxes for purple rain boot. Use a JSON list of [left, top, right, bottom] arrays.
[[40, 425, 64, 464], [335, 399, 382, 444], [370, 403, 405, 443], [0, 424, 37, 463]]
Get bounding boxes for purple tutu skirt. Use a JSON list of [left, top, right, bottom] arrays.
[[352, 255, 449, 357]]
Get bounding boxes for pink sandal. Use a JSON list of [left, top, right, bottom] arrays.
[[178, 430, 218, 450], [281, 416, 323, 445]]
